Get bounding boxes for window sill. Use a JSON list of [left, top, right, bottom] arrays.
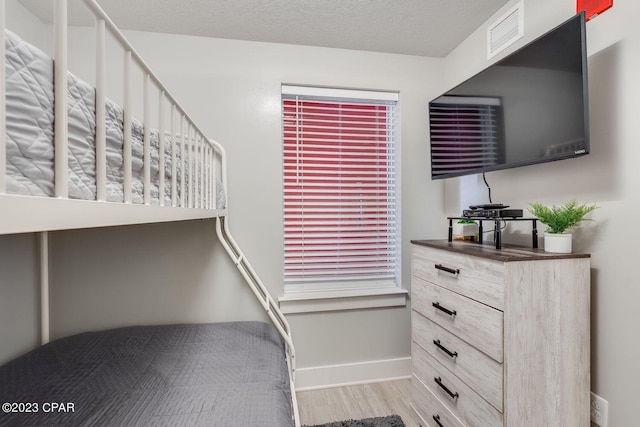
[[278, 287, 408, 314]]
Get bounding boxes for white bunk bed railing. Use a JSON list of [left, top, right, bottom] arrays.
[[54, 0, 68, 198], [1, 0, 224, 211], [0, 0, 228, 234], [80, 0, 219, 209], [210, 138, 300, 425], [3, 1, 299, 424]]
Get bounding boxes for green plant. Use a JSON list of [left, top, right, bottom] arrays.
[[457, 219, 477, 224], [528, 199, 598, 234]]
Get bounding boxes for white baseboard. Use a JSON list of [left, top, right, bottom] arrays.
[[294, 357, 412, 391]]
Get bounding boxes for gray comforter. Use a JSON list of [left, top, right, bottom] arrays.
[[0, 322, 292, 426]]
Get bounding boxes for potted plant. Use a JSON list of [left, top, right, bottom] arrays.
[[453, 219, 478, 241], [528, 199, 598, 253]]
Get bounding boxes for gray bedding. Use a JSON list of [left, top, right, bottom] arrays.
[[5, 29, 226, 209], [0, 322, 292, 426]]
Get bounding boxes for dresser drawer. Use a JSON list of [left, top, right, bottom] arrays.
[[412, 311, 503, 411], [412, 245, 504, 310], [412, 375, 466, 427], [413, 346, 503, 427], [412, 278, 503, 362]]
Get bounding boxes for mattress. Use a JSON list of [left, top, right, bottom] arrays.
[[0, 321, 292, 426], [4, 29, 226, 209]]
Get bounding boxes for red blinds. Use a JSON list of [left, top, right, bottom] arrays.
[[282, 92, 399, 288], [430, 97, 503, 178]]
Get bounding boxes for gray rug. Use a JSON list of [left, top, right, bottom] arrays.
[[304, 415, 405, 427]]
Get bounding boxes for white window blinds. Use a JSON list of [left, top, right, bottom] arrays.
[[282, 86, 400, 290]]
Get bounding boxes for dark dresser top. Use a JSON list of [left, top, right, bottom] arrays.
[[411, 239, 590, 262]]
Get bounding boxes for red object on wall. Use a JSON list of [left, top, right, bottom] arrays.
[[577, 0, 613, 21]]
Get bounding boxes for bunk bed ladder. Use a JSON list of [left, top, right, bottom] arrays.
[[215, 216, 300, 427]]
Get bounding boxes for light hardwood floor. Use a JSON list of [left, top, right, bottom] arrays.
[[296, 379, 419, 427]]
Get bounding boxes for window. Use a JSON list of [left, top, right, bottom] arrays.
[[279, 85, 404, 313]]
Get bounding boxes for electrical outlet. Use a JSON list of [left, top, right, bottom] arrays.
[[590, 392, 609, 427]]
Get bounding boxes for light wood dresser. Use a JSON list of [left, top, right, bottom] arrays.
[[410, 240, 590, 427]]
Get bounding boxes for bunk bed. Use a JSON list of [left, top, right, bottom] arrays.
[[0, 1, 299, 426]]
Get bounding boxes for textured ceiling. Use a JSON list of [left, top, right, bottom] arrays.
[[18, 0, 510, 57]]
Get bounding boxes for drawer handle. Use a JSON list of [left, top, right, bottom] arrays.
[[434, 376, 459, 400], [432, 414, 444, 427], [433, 339, 458, 358], [432, 302, 457, 317], [434, 264, 460, 276]]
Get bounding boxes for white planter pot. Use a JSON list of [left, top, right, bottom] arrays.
[[453, 223, 479, 241], [544, 232, 572, 253]]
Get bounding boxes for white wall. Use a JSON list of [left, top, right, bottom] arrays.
[[48, 220, 269, 337], [442, 1, 640, 425], [0, 234, 40, 364], [5, 0, 46, 49]]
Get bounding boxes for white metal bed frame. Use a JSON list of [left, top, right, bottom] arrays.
[[0, 0, 299, 425]]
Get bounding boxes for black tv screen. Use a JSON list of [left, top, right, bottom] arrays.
[[429, 13, 589, 179]]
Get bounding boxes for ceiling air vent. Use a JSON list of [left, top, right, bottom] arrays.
[[487, 2, 524, 59]]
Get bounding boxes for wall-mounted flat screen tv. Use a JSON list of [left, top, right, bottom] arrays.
[[429, 12, 589, 180]]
